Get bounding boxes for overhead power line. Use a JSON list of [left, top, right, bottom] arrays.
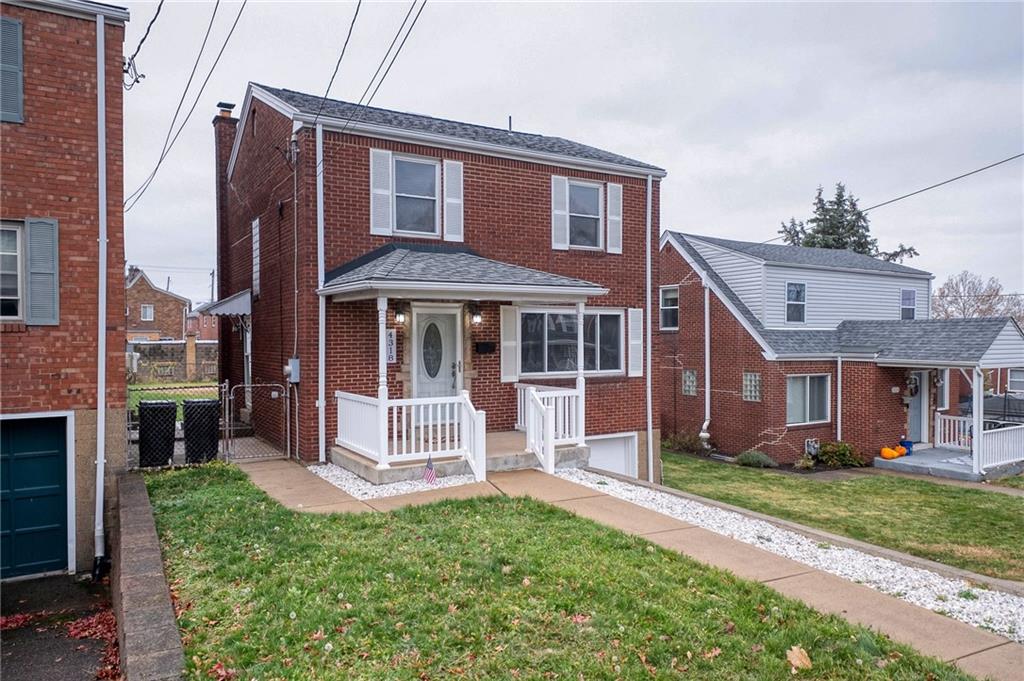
[[126, 0, 249, 213], [311, 0, 364, 128], [123, 0, 165, 90], [862, 153, 1024, 212]]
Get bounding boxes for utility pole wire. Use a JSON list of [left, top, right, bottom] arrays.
[[123, 0, 165, 89], [311, 0, 364, 128], [862, 153, 1024, 212], [126, 0, 249, 213]]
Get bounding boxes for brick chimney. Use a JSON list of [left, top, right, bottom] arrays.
[[213, 102, 238, 388]]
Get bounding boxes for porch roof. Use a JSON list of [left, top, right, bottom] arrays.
[[195, 288, 251, 316], [841, 317, 1024, 368], [319, 244, 608, 303]]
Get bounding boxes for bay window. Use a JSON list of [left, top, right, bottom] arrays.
[[786, 374, 829, 425], [520, 309, 623, 375]]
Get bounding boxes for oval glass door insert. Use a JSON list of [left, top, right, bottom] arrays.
[[422, 323, 443, 378]]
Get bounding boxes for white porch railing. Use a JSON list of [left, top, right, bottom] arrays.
[[980, 423, 1024, 471], [523, 388, 555, 474], [935, 414, 971, 450], [514, 383, 583, 446], [335, 390, 487, 481]]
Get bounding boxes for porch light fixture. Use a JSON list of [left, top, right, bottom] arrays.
[[469, 304, 482, 325], [394, 304, 407, 325]]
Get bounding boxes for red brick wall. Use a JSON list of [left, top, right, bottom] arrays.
[[186, 313, 219, 341], [218, 99, 660, 461], [125, 275, 188, 340], [0, 5, 126, 412], [659, 245, 926, 464]]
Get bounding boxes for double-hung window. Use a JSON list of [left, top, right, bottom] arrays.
[[900, 289, 916, 320], [786, 374, 829, 425], [0, 221, 22, 319], [141, 304, 154, 322], [1009, 369, 1024, 393], [660, 286, 679, 330], [568, 181, 602, 249], [394, 157, 440, 235], [520, 309, 623, 375], [786, 282, 806, 323]]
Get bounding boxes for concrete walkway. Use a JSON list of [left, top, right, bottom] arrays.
[[238, 461, 1023, 681]]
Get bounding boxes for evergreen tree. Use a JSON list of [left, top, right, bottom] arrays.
[[780, 183, 918, 263]]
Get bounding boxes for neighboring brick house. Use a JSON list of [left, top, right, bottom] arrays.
[[0, 0, 129, 578], [207, 83, 664, 482], [125, 265, 190, 341], [659, 232, 1024, 479], [186, 306, 219, 341]]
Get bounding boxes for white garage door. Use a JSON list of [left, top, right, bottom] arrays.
[[586, 434, 637, 477]]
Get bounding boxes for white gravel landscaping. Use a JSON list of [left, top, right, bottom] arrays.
[[557, 468, 1024, 643], [310, 463, 476, 500]]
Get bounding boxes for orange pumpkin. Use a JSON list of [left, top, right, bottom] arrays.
[[880, 447, 900, 460], [895, 446, 908, 456]]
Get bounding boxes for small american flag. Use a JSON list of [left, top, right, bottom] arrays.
[[423, 455, 437, 484]]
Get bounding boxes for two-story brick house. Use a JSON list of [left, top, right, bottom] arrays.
[[208, 83, 664, 482], [1, 0, 128, 579], [659, 231, 1024, 480], [125, 265, 190, 341]]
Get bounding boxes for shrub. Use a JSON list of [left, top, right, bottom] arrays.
[[663, 431, 708, 454], [816, 441, 862, 468], [736, 450, 778, 468], [793, 453, 816, 470]]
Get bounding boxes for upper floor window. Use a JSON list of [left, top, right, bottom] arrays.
[[141, 304, 154, 322], [786, 374, 829, 425], [1, 222, 22, 319], [1, 17, 24, 124], [1009, 369, 1024, 393], [660, 286, 679, 330], [901, 289, 916, 320], [520, 309, 623, 376], [568, 181, 602, 249], [786, 282, 806, 323], [394, 157, 440, 236]]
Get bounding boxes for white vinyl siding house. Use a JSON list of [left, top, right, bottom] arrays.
[[688, 238, 764, 319], [979, 320, 1024, 368], [763, 266, 930, 329]]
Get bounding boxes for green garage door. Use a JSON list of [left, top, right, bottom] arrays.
[[1, 417, 68, 579]]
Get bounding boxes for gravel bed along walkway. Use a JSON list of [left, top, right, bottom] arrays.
[[557, 468, 1024, 642], [310, 463, 476, 500]]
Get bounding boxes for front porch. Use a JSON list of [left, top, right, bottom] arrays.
[[873, 443, 1023, 482]]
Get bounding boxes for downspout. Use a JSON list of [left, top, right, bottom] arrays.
[[836, 355, 843, 441], [644, 174, 654, 482], [92, 14, 108, 578], [699, 284, 711, 445], [316, 124, 326, 463]]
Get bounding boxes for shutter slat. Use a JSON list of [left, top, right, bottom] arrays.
[[551, 176, 569, 250], [1, 17, 24, 123], [25, 218, 59, 326], [500, 305, 518, 383], [370, 149, 393, 235], [627, 308, 643, 377], [607, 183, 623, 254], [443, 159, 464, 242]]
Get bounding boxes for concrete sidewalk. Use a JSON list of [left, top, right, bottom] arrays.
[[238, 461, 1023, 680]]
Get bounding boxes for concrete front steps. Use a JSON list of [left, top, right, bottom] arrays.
[[330, 436, 589, 485]]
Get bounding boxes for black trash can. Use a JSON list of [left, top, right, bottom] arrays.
[[138, 400, 177, 468], [183, 398, 220, 464]]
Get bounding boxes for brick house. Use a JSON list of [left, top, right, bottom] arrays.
[[0, 0, 128, 578], [206, 83, 664, 482], [186, 307, 219, 341], [125, 265, 190, 341], [659, 232, 1024, 480]]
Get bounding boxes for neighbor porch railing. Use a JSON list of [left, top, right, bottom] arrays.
[[514, 383, 584, 446], [335, 390, 487, 481], [934, 413, 1024, 472]]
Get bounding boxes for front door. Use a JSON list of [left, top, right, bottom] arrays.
[[907, 371, 929, 442], [414, 310, 461, 399]]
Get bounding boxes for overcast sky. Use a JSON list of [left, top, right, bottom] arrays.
[[122, 1, 1024, 306]]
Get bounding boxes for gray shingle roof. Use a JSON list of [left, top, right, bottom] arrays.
[[323, 243, 603, 291], [667, 233, 1019, 362], [255, 84, 664, 173], [675, 232, 931, 277]]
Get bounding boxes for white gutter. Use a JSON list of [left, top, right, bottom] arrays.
[[319, 280, 608, 301], [316, 124, 326, 463], [644, 175, 654, 483], [92, 13, 107, 574], [836, 356, 843, 441]]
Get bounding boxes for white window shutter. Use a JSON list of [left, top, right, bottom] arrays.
[[25, 217, 59, 325], [443, 159, 464, 242], [251, 217, 260, 298], [607, 183, 622, 254], [500, 305, 519, 383], [369, 148, 393, 235], [627, 308, 643, 377], [551, 175, 569, 250]]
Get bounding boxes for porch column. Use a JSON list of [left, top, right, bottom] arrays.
[[576, 302, 586, 446], [972, 367, 983, 475], [377, 296, 390, 468]]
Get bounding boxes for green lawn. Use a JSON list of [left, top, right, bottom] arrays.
[[146, 464, 972, 680], [661, 451, 1024, 581], [992, 475, 1024, 490], [127, 382, 218, 420]]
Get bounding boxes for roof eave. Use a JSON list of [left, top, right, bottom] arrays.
[[318, 279, 609, 304], [7, 0, 129, 23]]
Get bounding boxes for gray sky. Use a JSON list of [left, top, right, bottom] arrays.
[[122, 1, 1024, 306]]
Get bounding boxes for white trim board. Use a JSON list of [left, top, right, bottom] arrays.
[[0, 410, 77, 576]]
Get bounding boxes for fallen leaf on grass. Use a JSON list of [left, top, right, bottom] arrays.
[[569, 613, 591, 625], [751, 644, 764, 653], [703, 647, 721, 660], [786, 645, 812, 672]]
